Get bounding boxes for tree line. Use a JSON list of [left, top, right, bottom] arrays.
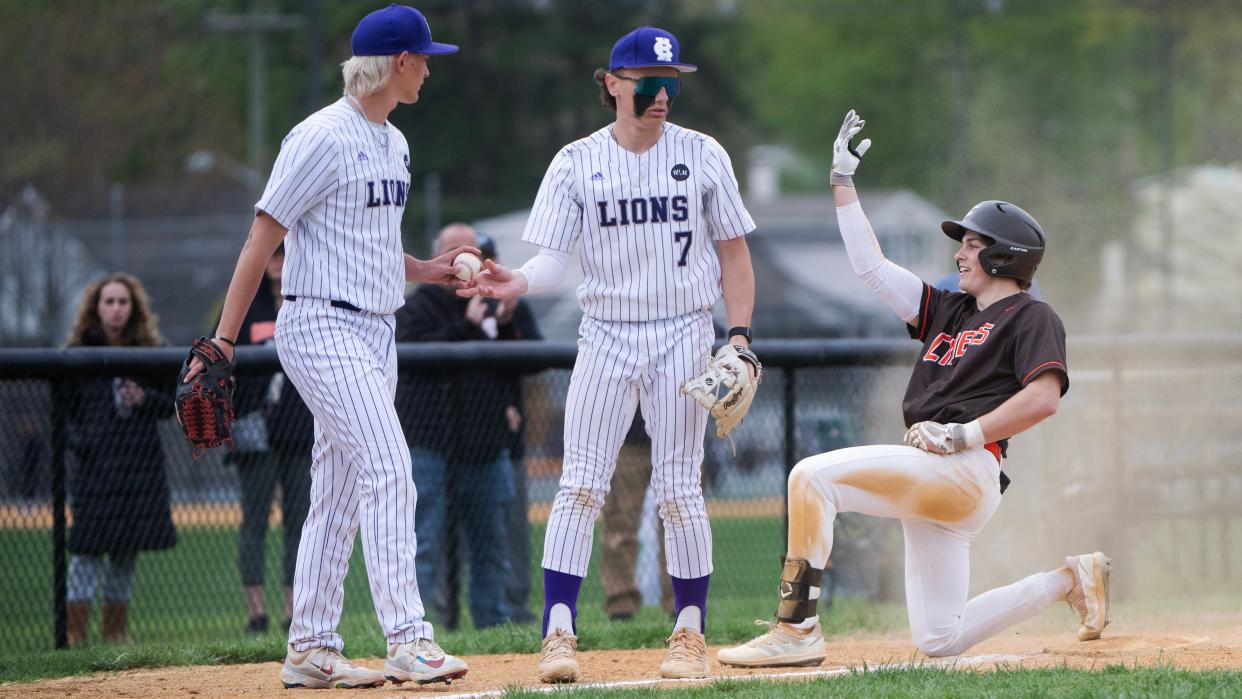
[[3, 0, 1239, 293]]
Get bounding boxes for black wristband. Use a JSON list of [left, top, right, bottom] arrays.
[[727, 326, 752, 344], [214, 336, 236, 347]]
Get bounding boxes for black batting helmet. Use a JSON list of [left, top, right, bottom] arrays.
[[941, 200, 1045, 284]]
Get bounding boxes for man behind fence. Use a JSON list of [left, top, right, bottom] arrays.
[[396, 223, 542, 629]]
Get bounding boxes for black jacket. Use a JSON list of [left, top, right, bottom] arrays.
[[394, 284, 541, 464], [66, 329, 176, 555], [230, 278, 315, 457]]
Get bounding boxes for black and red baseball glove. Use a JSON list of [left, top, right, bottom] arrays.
[[175, 337, 236, 458]]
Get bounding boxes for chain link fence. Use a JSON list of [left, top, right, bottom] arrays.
[[1, 338, 1240, 652]]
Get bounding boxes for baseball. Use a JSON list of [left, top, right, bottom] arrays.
[[453, 252, 483, 282]]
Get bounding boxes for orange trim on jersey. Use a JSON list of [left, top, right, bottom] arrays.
[[916, 284, 932, 340], [249, 320, 277, 344], [1022, 361, 1065, 385], [983, 442, 1002, 463]]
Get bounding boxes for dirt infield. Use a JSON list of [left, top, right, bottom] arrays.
[[7, 617, 1241, 698]]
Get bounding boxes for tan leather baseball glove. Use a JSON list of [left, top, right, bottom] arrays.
[[680, 344, 762, 439]]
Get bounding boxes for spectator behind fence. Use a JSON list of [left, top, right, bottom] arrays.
[[63, 273, 175, 646], [428, 233, 544, 628], [226, 244, 314, 635], [395, 223, 542, 629], [483, 233, 542, 626]]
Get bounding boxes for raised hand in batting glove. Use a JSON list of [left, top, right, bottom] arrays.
[[903, 420, 985, 455], [681, 344, 762, 441], [831, 109, 871, 187]]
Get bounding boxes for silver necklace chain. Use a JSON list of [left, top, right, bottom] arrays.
[[347, 94, 390, 151]]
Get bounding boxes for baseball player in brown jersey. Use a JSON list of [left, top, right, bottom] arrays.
[[718, 110, 1111, 667]]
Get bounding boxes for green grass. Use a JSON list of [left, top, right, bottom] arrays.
[[2, 517, 806, 653], [498, 666, 1242, 698], [5, 517, 1237, 690], [4, 516, 902, 684]]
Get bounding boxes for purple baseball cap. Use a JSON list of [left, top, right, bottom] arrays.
[[609, 26, 696, 73], [351, 4, 458, 57]]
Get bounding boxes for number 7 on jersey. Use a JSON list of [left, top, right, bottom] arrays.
[[674, 230, 691, 267]]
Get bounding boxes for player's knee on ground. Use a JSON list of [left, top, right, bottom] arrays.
[[914, 629, 965, 658]]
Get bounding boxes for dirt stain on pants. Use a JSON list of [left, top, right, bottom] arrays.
[[836, 469, 983, 523]]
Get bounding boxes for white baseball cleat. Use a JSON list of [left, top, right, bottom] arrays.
[[717, 620, 826, 668], [1065, 551, 1111, 641], [385, 638, 469, 685], [279, 646, 386, 689], [660, 628, 709, 679], [538, 628, 580, 683]]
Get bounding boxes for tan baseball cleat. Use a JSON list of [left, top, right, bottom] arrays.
[[660, 628, 709, 679], [280, 646, 386, 689], [1065, 551, 1111, 641], [717, 620, 826, 668], [538, 629, 580, 683], [385, 638, 468, 685]]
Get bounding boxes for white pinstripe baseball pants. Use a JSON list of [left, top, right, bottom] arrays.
[[275, 299, 431, 652], [542, 311, 714, 580]]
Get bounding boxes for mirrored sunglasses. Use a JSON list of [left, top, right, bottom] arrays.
[[614, 74, 681, 98]]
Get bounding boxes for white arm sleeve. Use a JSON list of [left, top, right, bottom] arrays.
[[836, 202, 925, 323], [517, 247, 571, 295]]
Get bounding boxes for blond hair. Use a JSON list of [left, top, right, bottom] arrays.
[[65, 272, 162, 348], [341, 55, 393, 97]]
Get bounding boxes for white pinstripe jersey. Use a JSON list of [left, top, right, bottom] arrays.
[[256, 98, 412, 315], [522, 122, 756, 322]]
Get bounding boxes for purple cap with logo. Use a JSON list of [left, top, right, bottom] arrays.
[[352, 4, 458, 57], [609, 26, 696, 73]]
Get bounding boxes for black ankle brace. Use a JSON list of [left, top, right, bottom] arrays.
[[775, 557, 823, 623]]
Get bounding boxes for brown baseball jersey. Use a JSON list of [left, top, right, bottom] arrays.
[[903, 285, 1068, 455]]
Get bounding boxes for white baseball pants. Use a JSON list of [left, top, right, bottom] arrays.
[[543, 311, 714, 580], [788, 444, 1061, 657], [275, 299, 431, 652]]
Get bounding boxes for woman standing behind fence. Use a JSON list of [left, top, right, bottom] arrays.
[[63, 273, 176, 645]]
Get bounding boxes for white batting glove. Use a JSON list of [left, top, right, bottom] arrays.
[[903, 420, 985, 455], [831, 109, 871, 187]]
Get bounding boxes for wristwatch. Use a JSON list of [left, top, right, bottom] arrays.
[[727, 325, 752, 344]]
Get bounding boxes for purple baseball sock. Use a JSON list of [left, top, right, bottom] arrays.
[[542, 568, 583, 637], [670, 573, 711, 632]]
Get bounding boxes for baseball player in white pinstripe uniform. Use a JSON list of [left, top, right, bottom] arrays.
[[460, 26, 758, 682], [183, 5, 473, 689]]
